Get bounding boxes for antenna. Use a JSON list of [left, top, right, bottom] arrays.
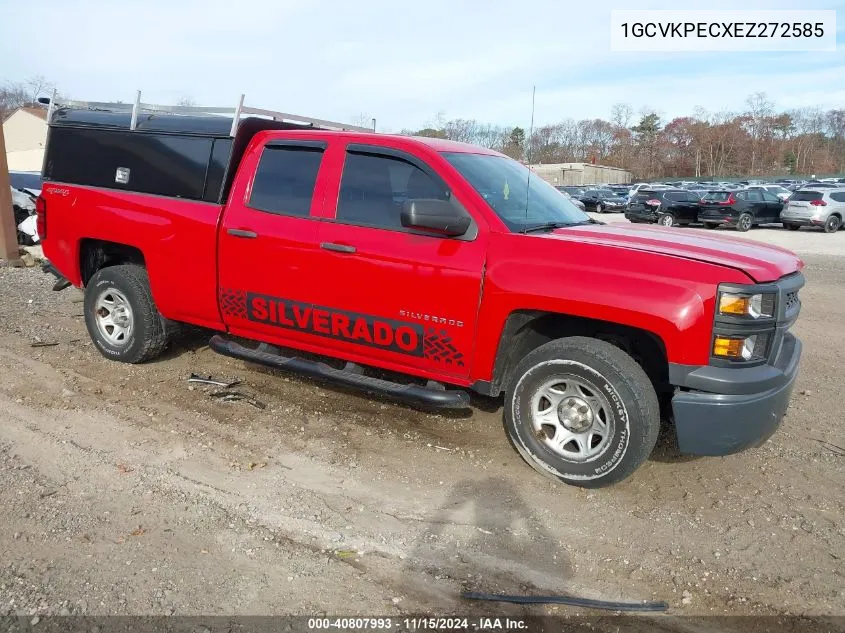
[[522, 85, 536, 231]]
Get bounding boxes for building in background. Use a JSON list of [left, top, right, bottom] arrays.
[[529, 162, 631, 186], [2, 107, 48, 172]]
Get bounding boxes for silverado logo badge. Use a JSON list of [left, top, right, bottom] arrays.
[[219, 289, 465, 367]]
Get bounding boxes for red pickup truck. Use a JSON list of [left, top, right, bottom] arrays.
[[37, 98, 804, 487]]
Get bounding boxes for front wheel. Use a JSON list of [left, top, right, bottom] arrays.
[[84, 264, 170, 364], [595, 203, 603, 213], [736, 213, 753, 232], [824, 215, 842, 233], [504, 337, 660, 488]]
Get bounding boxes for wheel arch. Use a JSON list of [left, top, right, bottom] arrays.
[[79, 238, 146, 286], [475, 310, 670, 399]]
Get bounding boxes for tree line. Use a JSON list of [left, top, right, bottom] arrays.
[[402, 95, 845, 180]]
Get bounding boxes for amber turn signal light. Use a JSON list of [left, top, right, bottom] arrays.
[[713, 336, 744, 359]]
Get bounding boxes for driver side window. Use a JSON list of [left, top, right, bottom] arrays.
[[336, 151, 450, 231]]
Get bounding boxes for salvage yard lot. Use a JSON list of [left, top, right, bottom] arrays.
[[0, 225, 843, 621]]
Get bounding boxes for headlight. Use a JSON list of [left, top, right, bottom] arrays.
[[718, 292, 775, 319]]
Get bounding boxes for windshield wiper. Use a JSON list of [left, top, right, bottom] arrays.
[[521, 219, 602, 233]]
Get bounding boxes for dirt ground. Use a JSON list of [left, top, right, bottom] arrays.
[[0, 226, 843, 626]]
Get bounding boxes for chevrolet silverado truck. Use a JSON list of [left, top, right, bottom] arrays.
[[37, 96, 805, 487]]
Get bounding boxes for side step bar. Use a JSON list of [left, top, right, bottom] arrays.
[[209, 335, 471, 409]]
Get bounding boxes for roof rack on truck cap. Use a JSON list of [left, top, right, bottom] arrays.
[[39, 90, 375, 135]]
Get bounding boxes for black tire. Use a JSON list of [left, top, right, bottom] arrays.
[[84, 264, 169, 364], [595, 203, 603, 213], [658, 213, 675, 227], [785, 223, 801, 231], [504, 337, 660, 488], [824, 215, 841, 233], [736, 213, 753, 232]]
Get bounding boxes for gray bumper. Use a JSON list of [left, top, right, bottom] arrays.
[[670, 334, 802, 456]]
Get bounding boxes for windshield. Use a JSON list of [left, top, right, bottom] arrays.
[[443, 152, 590, 231]]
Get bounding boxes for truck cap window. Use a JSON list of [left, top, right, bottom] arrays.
[[442, 153, 589, 232], [336, 152, 451, 230], [249, 146, 324, 217]]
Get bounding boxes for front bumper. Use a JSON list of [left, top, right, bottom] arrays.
[[670, 333, 801, 456]]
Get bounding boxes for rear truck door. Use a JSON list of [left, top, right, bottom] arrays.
[[681, 191, 701, 221], [217, 137, 335, 348], [761, 191, 782, 221], [311, 143, 487, 380]]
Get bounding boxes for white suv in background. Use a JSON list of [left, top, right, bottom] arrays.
[[780, 188, 845, 233], [746, 184, 792, 202]]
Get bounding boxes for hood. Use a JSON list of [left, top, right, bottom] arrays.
[[543, 223, 802, 282]]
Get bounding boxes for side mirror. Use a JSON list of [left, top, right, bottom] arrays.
[[400, 199, 471, 237]]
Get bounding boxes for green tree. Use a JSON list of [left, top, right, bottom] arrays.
[[503, 127, 526, 160], [632, 113, 663, 178]]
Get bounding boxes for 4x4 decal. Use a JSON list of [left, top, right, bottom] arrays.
[[219, 289, 466, 365]]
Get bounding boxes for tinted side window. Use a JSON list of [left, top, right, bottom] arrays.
[[830, 192, 845, 203], [248, 146, 324, 217], [336, 152, 449, 230], [761, 192, 779, 202], [746, 191, 763, 201]]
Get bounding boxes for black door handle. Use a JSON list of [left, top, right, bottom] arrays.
[[228, 228, 258, 239], [320, 242, 356, 254]]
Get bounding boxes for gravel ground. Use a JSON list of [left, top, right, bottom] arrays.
[[0, 231, 843, 627]]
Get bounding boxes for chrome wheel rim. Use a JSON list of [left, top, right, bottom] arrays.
[[739, 215, 751, 230], [94, 288, 133, 346], [660, 215, 673, 226], [530, 375, 614, 462]]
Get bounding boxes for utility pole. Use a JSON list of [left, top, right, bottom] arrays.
[[0, 121, 23, 266]]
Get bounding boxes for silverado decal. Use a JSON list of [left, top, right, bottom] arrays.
[[219, 289, 467, 364], [246, 292, 424, 356], [423, 328, 466, 368]]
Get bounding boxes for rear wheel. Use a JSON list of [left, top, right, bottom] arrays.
[[785, 223, 801, 231], [504, 337, 660, 488], [736, 213, 753, 232], [658, 213, 675, 227], [84, 264, 170, 364], [824, 215, 841, 233]]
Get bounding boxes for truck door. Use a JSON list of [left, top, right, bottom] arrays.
[[312, 143, 487, 379], [217, 138, 334, 349]]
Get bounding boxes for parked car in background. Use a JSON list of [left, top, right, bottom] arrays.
[[698, 189, 785, 231], [560, 186, 586, 198], [579, 188, 628, 213], [798, 181, 839, 189], [780, 188, 845, 233], [554, 187, 587, 211], [627, 182, 671, 201], [8, 171, 44, 197], [625, 189, 702, 226], [746, 184, 792, 202]]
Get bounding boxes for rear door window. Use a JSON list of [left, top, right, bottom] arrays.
[[744, 191, 762, 202], [249, 145, 325, 217]]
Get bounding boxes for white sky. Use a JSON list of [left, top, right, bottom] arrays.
[[1, 0, 842, 131]]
